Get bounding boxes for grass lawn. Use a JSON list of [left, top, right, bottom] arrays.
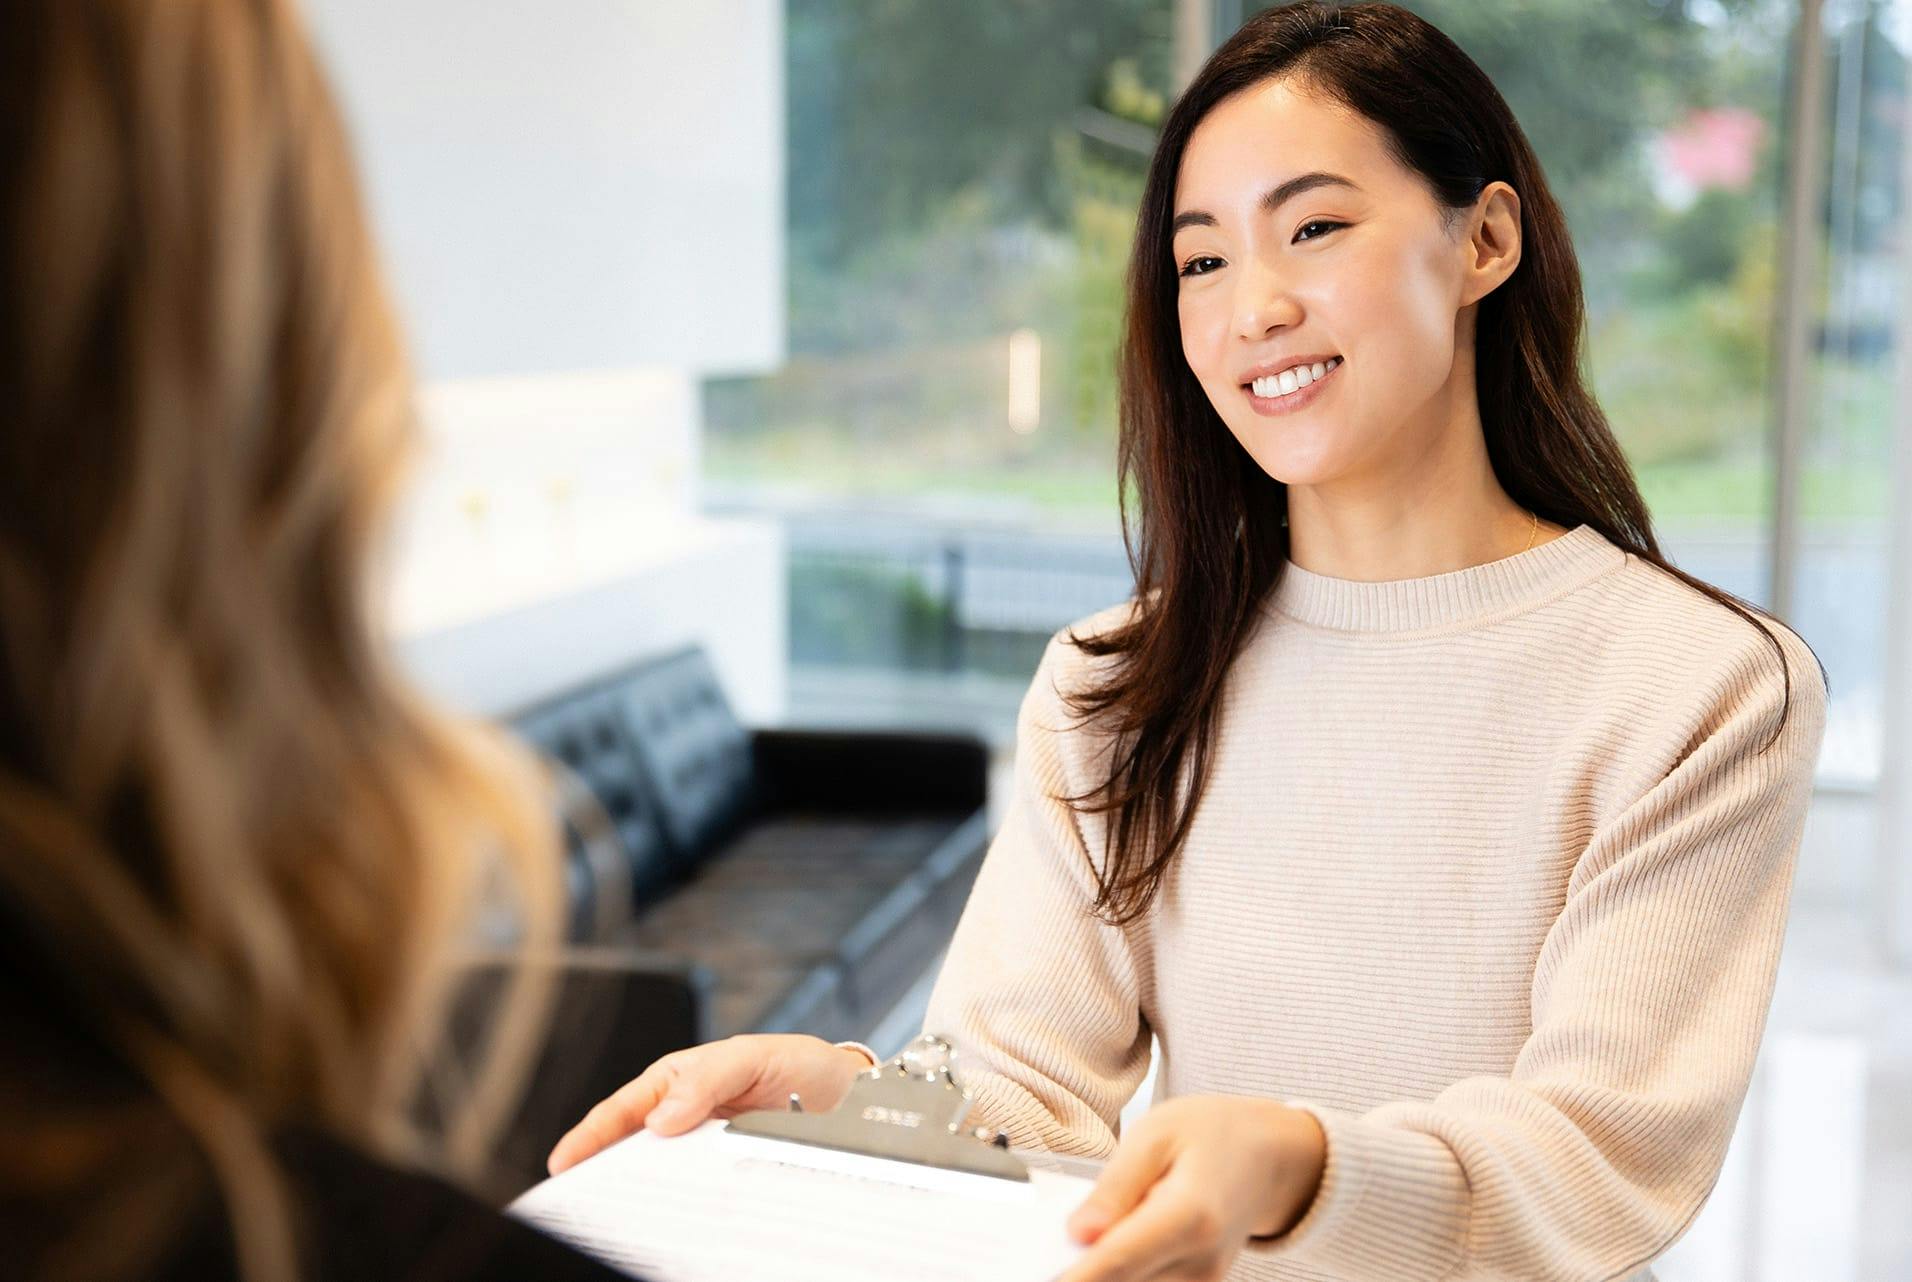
[[708, 428, 1890, 529]]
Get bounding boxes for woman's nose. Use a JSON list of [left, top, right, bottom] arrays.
[[1232, 261, 1302, 341]]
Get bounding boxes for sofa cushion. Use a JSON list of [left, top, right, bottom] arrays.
[[620, 814, 962, 1039]]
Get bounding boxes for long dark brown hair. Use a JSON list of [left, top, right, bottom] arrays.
[[1066, 1, 1821, 926]]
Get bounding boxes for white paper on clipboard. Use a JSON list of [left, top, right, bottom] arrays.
[[508, 1120, 1101, 1282]]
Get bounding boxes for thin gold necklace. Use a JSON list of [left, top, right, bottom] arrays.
[[1523, 508, 1538, 552]]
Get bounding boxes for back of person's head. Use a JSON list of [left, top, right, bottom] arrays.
[[0, 2, 560, 1277]]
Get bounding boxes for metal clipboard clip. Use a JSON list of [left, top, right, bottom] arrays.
[[725, 1033, 1026, 1182]]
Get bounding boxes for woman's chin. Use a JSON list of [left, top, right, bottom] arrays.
[[1231, 433, 1359, 489]]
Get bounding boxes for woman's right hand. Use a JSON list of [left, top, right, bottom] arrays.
[[545, 1034, 874, 1174]]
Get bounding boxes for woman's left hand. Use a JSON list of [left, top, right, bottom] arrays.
[[1058, 1096, 1327, 1282]]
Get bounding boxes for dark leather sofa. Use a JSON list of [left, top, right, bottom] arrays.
[[465, 647, 991, 1190]]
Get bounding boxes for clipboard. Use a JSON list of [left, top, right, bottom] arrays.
[[510, 1033, 1100, 1281], [724, 1033, 1028, 1181]]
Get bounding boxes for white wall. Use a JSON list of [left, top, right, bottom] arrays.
[[382, 372, 789, 724], [386, 371, 702, 639], [303, 1, 791, 718], [304, 0, 784, 380], [395, 515, 788, 725]]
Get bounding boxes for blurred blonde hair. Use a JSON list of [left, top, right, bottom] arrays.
[[0, 1, 561, 1277]]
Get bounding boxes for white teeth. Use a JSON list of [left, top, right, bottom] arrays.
[[1250, 356, 1340, 400]]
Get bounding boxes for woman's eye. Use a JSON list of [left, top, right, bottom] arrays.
[[1179, 255, 1224, 278], [1294, 220, 1345, 243]]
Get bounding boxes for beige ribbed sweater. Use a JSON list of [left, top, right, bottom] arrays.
[[922, 524, 1826, 1282]]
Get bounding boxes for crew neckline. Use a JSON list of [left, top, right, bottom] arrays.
[[1264, 523, 1627, 635]]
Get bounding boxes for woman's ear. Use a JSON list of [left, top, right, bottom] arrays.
[[1458, 181, 1521, 306]]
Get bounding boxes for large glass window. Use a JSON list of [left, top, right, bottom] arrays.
[[709, 0, 1833, 735], [702, 2, 1172, 703], [1798, 0, 1904, 787], [705, 1, 1171, 522]]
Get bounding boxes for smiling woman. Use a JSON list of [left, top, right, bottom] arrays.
[[551, 6, 1829, 1282], [1069, 2, 1814, 932]]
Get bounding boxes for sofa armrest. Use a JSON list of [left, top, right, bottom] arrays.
[[450, 948, 715, 1195], [750, 728, 988, 814]]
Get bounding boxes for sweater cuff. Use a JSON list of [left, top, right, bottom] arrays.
[[1244, 1101, 1469, 1278]]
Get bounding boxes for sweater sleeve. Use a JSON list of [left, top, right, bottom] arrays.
[[1252, 624, 1827, 1281], [921, 632, 1153, 1157]]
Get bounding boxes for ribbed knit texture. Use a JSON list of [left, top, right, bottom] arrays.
[[923, 524, 1826, 1282]]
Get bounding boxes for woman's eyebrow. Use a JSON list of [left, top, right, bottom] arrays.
[[1171, 171, 1363, 234]]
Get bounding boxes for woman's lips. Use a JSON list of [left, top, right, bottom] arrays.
[[1242, 358, 1341, 417]]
